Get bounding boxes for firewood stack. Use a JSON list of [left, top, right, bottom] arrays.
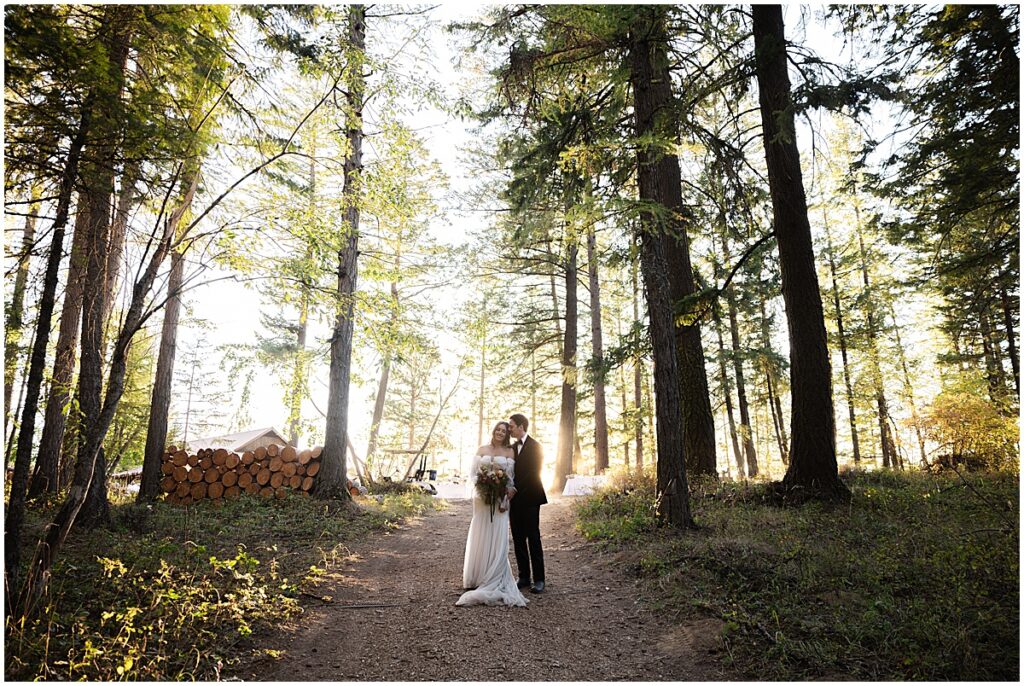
[[160, 444, 323, 505]]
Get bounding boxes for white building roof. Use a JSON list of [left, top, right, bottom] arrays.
[[186, 426, 289, 452]]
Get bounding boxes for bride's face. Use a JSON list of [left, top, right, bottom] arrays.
[[492, 424, 508, 443]]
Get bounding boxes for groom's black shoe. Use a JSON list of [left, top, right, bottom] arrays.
[[517, 579, 531, 589], [530, 581, 545, 594]]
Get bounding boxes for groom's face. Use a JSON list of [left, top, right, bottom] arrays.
[[508, 420, 525, 440]]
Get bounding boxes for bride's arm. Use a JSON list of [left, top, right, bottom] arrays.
[[506, 449, 517, 497]]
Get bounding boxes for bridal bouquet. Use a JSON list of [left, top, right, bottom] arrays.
[[474, 463, 510, 521]]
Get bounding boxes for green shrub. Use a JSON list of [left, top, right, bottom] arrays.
[[574, 466, 658, 543], [5, 490, 437, 681]]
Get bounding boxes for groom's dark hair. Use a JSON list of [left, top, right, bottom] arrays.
[[510, 413, 529, 432]]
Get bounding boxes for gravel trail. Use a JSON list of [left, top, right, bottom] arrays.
[[238, 496, 731, 681]]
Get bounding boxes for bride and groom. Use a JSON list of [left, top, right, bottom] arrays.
[[457, 413, 547, 607]]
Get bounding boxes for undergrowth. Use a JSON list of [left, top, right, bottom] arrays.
[[5, 489, 438, 681], [575, 467, 1019, 680]]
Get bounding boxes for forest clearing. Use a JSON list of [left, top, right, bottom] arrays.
[[3, 3, 1019, 681]]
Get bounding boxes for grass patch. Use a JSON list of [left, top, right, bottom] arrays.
[[5, 489, 439, 681], [575, 468, 1019, 680]]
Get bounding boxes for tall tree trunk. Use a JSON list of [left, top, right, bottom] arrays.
[[6, 319, 35, 472], [722, 238, 758, 476], [408, 383, 418, 450], [765, 369, 787, 466], [634, 228, 693, 526], [530, 345, 538, 425], [631, 255, 644, 469], [586, 223, 609, 472], [4, 184, 41, 430], [289, 151, 317, 447], [29, 207, 92, 497], [138, 173, 198, 501], [366, 278, 395, 464], [477, 321, 485, 446], [548, 259, 563, 349], [367, 353, 391, 459], [316, 4, 364, 499], [752, 4, 848, 500], [712, 300, 744, 477], [979, 304, 1008, 406], [76, 179, 127, 521], [887, 302, 928, 467], [999, 284, 1019, 397], [100, 162, 140, 342], [288, 287, 309, 446], [43, 2, 138, 538], [554, 237, 577, 494], [617, 314, 630, 467], [823, 216, 861, 465], [853, 202, 897, 469], [628, 9, 695, 526], [5, 100, 93, 600], [628, 6, 716, 478], [755, 276, 790, 465], [139, 251, 184, 499]]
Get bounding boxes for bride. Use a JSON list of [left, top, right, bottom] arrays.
[[456, 421, 528, 607]]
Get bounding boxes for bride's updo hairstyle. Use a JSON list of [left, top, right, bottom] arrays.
[[491, 421, 512, 448]]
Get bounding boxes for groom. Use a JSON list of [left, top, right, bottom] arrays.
[[508, 413, 547, 593]]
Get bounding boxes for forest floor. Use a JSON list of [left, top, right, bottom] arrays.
[[236, 496, 735, 681]]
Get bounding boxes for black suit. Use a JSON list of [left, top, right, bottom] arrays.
[[511, 435, 547, 584]]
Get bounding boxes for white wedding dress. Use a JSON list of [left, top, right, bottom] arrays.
[[456, 453, 528, 607]]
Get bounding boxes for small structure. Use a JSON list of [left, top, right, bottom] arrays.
[[186, 426, 291, 454]]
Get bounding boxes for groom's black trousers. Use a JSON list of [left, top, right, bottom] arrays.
[[510, 502, 544, 583]]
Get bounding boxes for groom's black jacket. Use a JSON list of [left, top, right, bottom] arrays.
[[513, 436, 548, 507]]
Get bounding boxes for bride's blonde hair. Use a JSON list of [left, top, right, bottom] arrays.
[[491, 421, 512, 448]]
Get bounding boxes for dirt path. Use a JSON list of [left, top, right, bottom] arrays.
[[238, 497, 730, 681]]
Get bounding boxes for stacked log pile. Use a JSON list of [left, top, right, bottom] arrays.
[[160, 444, 323, 505]]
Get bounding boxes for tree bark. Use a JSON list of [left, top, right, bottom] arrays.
[[548, 252, 564, 350], [628, 6, 716, 478], [999, 284, 1019, 397], [722, 238, 758, 476], [712, 300, 743, 477], [4, 184, 40, 431], [752, 4, 848, 500], [101, 162, 140, 339], [853, 202, 898, 469], [634, 227, 694, 526], [631, 253, 644, 469], [5, 99, 93, 600], [765, 368, 787, 466], [979, 303, 1008, 406], [823, 216, 861, 465], [288, 286, 309, 446], [586, 223, 609, 472], [628, 8, 695, 526], [367, 352, 391, 461], [29, 206, 92, 497], [887, 302, 928, 467], [366, 276, 394, 467], [138, 172, 198, 501], [553, 236, 577, 494], [139, 250, 183, 498], [289, 150, 317, 447], [407, 382, 418, 450], [477, 311, 485, 446], [316, 4, 364, 500]]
